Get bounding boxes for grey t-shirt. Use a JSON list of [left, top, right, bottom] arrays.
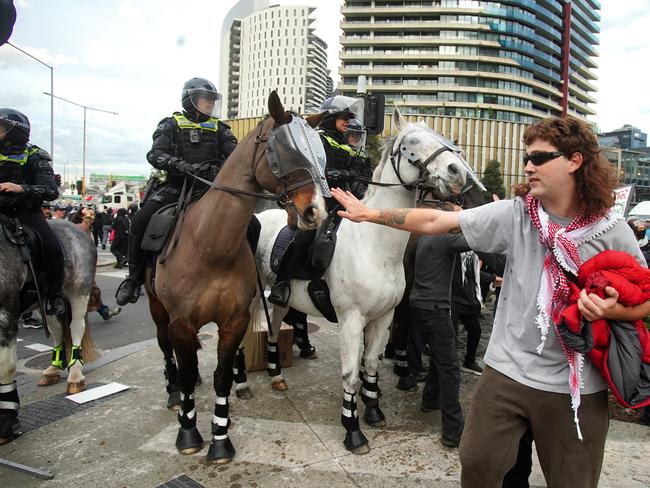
[[459, 197, 645, 394], [409, 233, 470, 310]]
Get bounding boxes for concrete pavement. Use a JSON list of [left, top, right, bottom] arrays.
[[2, 296, 649, 487]]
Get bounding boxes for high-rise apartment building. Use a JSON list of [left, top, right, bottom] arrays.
[[220, 1, 331, 118], [598, 125, 648, 150], [339, 0, 600, 123]]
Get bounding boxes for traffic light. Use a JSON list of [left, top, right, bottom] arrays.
[[364, 93, 385, 136], [76, 180, 82, 194]]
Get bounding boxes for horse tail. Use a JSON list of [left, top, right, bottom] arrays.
[[241, 287, 265, 370]]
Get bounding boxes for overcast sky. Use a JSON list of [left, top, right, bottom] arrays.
[[0, 0, 648, 179]]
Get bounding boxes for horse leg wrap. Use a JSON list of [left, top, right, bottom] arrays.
[[175, 391, 204, 452], [67, 345, 83, 369], [233, 348, 247, 384], [211, 396, 231, 437], [164, 356, 179, 393], [393, 349, 409, 377], [266, 342, 281, 377], [51, 343, 66, 370], [294, 320, 307, 347], [207, 395, 235, 461], [341, 389, 368, 452], [341, 390, 360, 432], [164, 356, 181, 409], [361, 372, 385, 426], [178, 392, 197, 429], [0, 381, 21, 439]]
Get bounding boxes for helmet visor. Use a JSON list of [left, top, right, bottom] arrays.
[[319, 96, 364, 119], [188, 88, 222, 118], [344, 129, 367, 152]]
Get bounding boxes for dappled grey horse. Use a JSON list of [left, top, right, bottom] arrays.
[[0, 218, 97, 444]]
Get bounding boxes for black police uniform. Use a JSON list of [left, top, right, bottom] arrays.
[[0, 144, 65, 310], [267, 121, 373, 306], [124, 111, 237, 287]]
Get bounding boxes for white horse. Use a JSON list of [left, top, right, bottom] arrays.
[[254, 108, 481, 454]]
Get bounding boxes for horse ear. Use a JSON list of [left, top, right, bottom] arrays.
[[305, 111, 326, 129], [268, 90, 291, 125], [392, 106, 407, 132]]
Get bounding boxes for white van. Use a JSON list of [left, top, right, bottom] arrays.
[[101, 182, 139, 210]]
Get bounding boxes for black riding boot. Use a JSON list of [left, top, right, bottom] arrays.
[[115, 236, 145, 306]]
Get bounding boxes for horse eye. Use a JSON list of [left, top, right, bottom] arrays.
[[410, 137, 420, 145]]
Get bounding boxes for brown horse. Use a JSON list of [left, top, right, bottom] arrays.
[[145, 92, 327, 463]]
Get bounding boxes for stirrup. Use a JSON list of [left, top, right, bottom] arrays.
[[268, 281, 290, 307]]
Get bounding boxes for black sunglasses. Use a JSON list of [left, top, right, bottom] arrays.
[[523, 151, 566, 166]]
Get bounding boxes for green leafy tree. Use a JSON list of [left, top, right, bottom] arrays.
[[481, 159, 506, 199]]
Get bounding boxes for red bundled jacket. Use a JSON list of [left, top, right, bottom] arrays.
[[561, 250, 650, 408]]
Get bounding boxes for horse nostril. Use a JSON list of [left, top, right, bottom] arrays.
[[304, 204, 316, 224], [448, 164, 459, 175]]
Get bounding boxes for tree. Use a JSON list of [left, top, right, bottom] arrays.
[[481, 159, 506, 199]]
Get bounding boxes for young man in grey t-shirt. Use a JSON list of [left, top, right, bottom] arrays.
[[331, 116, 650, 488]]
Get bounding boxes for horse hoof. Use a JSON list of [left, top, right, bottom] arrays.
[[363, 406, 386, 427], [66, 380, 86, 395], [271, 380, 288, 391], [235, 387, 252, 400], [175, 427, 204, 453], [37, 373, 60, 386], [344, 430, 369, 454], [0, 434, 20, 446], [207, 436, 236, 464], [167, 389, 181, 410]]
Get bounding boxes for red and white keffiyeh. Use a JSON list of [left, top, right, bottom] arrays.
[[525, 193, 621, 439]]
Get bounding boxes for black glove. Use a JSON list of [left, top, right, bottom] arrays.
[[171, 158, 194, 175], [557, 319, 594, 354]]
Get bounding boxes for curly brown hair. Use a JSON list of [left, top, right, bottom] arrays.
[[523, 116, 616, 217]]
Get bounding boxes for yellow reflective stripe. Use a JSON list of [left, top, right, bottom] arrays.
[[172, 113, 219, 132], [0, 148, 32, 165], [322, 134, 356, 156], [51, 343, 66, 369]]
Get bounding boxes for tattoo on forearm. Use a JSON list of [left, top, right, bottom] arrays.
[[376, 209, 411, 225], [449, 226, 463, 234]]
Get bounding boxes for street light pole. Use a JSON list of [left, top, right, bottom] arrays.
[[42, 92, 118, 197], [6, 42, 55, 166]]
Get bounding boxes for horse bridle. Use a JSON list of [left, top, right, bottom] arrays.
[[353, 140, 456, 191], [186, 115, 314, 211]]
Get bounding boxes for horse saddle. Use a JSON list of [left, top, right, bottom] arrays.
[[270, 213, 342, 323], [141, 203, 176, 253]]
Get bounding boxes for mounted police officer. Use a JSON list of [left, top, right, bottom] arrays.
[[268, 96, 373, 306], [116, 77, 237, 306], [0, 108, 65, 315]]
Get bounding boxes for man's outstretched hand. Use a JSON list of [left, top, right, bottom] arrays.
[[331, 188, 371, 223]]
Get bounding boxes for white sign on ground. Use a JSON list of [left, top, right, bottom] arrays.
[[66, 382, 130, 404]]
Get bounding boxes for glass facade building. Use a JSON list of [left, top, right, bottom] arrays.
[[339, 0, 600, 122]]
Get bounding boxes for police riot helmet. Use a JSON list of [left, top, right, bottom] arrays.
[[319, 96, 363, 122], [181, 78, 222, 118], [0, 108, 30, 146], [344, 118, 367, 151]]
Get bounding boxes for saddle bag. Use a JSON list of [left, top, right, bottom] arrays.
[[141, 207, 176, 253], [310, 214, 341, 272]]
